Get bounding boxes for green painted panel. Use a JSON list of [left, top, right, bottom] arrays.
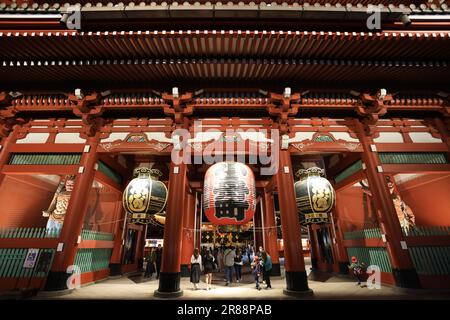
[[378, 153, 448, 164], [98, 161, 123, 185], [0, 248, 55, 278], [344, 228, 382, 240], [9, 153, 81, 165], [74, 248, 112, 274], [409, 246, 450, 275], [334, 160, 363, 184], [346, 247, 392, 273], [0, 227, 60, 239], [81, 230, 114, 241]]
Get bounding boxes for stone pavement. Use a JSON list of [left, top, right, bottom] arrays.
[[33, 263, 450, 300]]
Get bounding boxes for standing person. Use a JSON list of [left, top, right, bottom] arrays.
[[251, 256, 262, 291], [216, 248, 223, 273], [144, 247, 156, 278], [247, 245, 252, 265], [155, 244, 163, 279], [349, 256, 366, 286], [257, 246, 265, 283], [261, 251, 272, 289], [203, 250, 216, 290], [223, 245, 236, 286], [234, 248, 243, 283], [190, 248, 202, 290], [257, 246, 264, 259]]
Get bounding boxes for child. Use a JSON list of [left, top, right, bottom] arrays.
[[349, 256, 366, 286], [251, 256, 262, 291]]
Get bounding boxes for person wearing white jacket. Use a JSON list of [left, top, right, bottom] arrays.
[[190, 248, 202, 289]]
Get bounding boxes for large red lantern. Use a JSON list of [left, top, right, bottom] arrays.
[[203, 162, 256, 225]]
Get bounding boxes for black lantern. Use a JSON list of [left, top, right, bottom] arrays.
[[123, 168, 168, 224], [294, 167, 335, 225]]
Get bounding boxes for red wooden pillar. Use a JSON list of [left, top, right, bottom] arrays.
[[154, 160, 187, 297], [308, 225, 319, 271], [254, 200, 263, 250], [275, 149, 312, 295], [180, 190, 196, 277], [330, 208, 350, 275], [0, 126, 18, 187], [196, 192, 202, 250], [262, 190, 281, 276], [109, 200, 127, 276], [355, 119, 421, 288], [44, 134, 100, 291], [433, 117, 450, 152]]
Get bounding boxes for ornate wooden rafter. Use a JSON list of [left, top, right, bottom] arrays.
[[68, 90, 104, 137], [162, 91, 194, 129], [354, 91, 393, 135], [0, 91, 25, 139], [267, 91, 300, 135]]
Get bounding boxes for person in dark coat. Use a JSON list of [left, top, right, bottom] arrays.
[[155, 244, 162, 279], [203, 251, 215, 290], [190, 248, 202, 290], [261, 251, 272, 289]]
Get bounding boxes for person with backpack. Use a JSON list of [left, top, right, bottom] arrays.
[[223, 245, 236, 286]]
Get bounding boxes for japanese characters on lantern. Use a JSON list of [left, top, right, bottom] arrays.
[[203, 162, 256, 225], [294, 167, 336, 225], [123, 168, 168, 224]]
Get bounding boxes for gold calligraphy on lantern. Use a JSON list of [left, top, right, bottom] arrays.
[[310, 179, 333, 212]]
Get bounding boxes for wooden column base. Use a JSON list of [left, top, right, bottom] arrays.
[[284, 271, 312, 293], [393, 268, 421, 289], [44, 271, 71, 291], [154, 272, 183, 297], [108, 263, 122, 277]]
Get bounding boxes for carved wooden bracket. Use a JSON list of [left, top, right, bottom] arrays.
[[69, 91, 105, 137], [354, 92, 393, 135], [441, 97, 450, 118], [0, 91, 25, 138], [267, 92, 300, 135], [162, 91, 194, 128]]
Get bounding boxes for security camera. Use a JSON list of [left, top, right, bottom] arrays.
[[377, 88, 387, 100], [283, 87, 291, 98], [401, 14, 411, 27], [75, 88, 84, 100]]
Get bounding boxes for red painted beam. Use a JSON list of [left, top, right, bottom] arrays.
[[10, 144, 85, 153], [2, 165, 79, 175], [78, 240, 115, 249], [0, 238, 58, 249], [406, 236, 450, 247], [375, 143, 448, 153], [343, 238, 386, 248]]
